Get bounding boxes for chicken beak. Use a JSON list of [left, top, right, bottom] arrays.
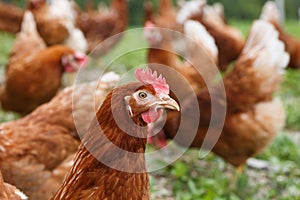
[[156, 94, 180, 111]]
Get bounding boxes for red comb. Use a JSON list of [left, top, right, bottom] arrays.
[[135, 67, 169, 95]]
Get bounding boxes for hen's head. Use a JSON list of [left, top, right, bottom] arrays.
[[144, 21, 163, 47], [61, 51, 88, 73], [28, 0, 46, 9], [124, 67, 179, 125]]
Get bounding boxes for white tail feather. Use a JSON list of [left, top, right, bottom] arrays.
[[255, 98, 285, 134], [99, 72, 120, 86], [260, 1, 281, 23], [14, 189, 28, 200], [21, 11, 37, 35], [243, 20, 289, 74], [64, 22, 87, 53], [203, 5, 224, 26], [212, 2, 224, 18], [176, 0, 206, 24], [49, 0, 77, 23], [184, 20, 218, 62]]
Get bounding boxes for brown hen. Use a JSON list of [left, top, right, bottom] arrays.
[[177, 0, 245, 71], [76, 0, 128, 55], [0, 11, 88, 114], [0, 73, 120, 200], [153, 20, 289, 169], [51, 67, 179, 200]]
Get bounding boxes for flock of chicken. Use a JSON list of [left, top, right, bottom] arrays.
[[0, 0, 299, 199]]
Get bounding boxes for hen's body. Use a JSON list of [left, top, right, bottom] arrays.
[[0, 74, 119, 200], [1, 45, 74, 114], [160, 20, 289, 167]]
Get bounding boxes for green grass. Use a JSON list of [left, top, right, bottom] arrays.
[[280, 69, 300, 130], [1, 20, 300, 200], [285, 20, 300, 39], [0, 32, 14, 67], [150, 132, 300, 199]]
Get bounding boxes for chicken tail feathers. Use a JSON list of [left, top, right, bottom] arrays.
[[21, 11, 37, 35], [176, 0, 206, 24], [184, 20, 218, 62], [260, 1, 281, 24], [242, 20, 289, 75]]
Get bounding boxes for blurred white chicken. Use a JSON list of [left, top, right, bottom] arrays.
[[28, 0, 87, 53]]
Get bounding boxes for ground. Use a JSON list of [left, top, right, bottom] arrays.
[[0, 20, 299, 200]]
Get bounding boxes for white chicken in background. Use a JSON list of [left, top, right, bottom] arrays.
[[29, 0, 87, 53], [49, 0, 87, 53]]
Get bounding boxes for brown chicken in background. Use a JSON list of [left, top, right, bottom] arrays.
[[144, 18, 218, 147], [0, 72, 120, 200], [144, 0, 244, 71], [27, 0, 69, 45], [0, 11, 88, 114], [0, 171, 27, 200], [155, 0, 178, 29], [152, 20, 289, 170], [0, 2, 24, 33], [260, 1, 300, 69], [76, 0, 128, 55], [176, 0, 245, 71], [144, 19, 218, 97], [143, 1, 154, 24], [51, 68, 179, 200], [211, 2, 227, 24]]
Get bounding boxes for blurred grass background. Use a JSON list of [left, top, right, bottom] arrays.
[[0, 14, 299, 200]]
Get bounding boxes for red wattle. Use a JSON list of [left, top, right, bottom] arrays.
[[142, 109, 163, 124]]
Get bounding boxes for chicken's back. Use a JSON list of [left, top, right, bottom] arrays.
[[7, 11, 46, 66]]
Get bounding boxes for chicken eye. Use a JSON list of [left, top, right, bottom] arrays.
[[138, 92, 148, 99]]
